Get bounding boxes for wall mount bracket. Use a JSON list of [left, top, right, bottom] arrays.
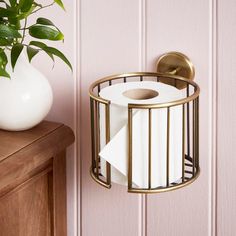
[[156, 52, 195, 89]]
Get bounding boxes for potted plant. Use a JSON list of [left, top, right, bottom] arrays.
[[0, 0, 72, 131]]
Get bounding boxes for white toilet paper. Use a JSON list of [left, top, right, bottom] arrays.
[[99, 81, 185, 188]]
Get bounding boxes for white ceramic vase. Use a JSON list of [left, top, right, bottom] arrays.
[[0, 52, 53, 131]]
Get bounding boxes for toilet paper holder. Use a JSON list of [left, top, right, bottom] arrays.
[[89, 52, 200, 193]]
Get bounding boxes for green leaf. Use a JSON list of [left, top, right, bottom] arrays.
[[0, 24, 22, 38], [11, 43, 24, 70], [29, 41, 54, 61], [43, 46, 72, 71], [19, 0, 34, 12], [29, 25, 64, 41], [17, 4, 36, 20], [0, 7, 17, 17], [8, 16, 21, 30], [9, 0, 17, 7], [54, 0, 65, 10], [29, 40, 47, 48], [0, 49, 8, 67], [36, 17, 61, 32], [0, 38, 13, 46], [0, 67, 10, 78], [36, 17, 55, 27], [26, 46, 39, 62], [0, 49, 10, 78]]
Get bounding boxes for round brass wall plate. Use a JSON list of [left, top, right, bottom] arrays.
[[156, 52, 195, 89]]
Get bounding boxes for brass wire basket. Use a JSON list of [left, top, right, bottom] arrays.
[[89, 52, 200, 193]]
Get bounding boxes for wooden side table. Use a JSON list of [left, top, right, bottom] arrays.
[[0, 121, 74, 236]]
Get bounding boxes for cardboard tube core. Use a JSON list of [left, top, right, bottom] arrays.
[[123, 89, 159, 100]]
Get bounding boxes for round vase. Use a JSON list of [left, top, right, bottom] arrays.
[[0, 52, 53, 131]]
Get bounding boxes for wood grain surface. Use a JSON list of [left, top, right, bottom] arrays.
[[0, 171, 52, 236], [0, 121, 74, 236], [0, 121, 62, 162]]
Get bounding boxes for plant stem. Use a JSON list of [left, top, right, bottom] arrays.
[[21, 18, 27, 44], [19, 27, 30, 31], [31, 2, 55, 14]]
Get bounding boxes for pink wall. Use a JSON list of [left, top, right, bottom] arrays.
[[34, 0, 236, 235], [80, 1, 211, 235], [217, 0, 236, 235], [29, 1, 78, 235]]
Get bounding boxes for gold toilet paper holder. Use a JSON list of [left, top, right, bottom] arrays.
[[89, 52, 200, 193]]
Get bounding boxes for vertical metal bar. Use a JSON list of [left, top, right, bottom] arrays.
[[166, 107, 170, 186], [182, 104, 185, 182], [124, 77, 127, 83], [94, 101, 99, 177], [109, 80, 112, 86], [140, 76, 143, 81], [196, 97, 199, 169], [187, 86, 190, 163], [148, 109, 152, 189], [98, 84, 101, 94], [195, 97, 199, 170], [192, 100, 196, 176], [156, 76, 159, 82], [97, 101, 101, 172], [128, 108, 133, 190], [90, 98, 95, 170], [105, 103, 111, 185]]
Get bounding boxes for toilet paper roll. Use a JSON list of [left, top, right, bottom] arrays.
[[99, 81, 185, 188]]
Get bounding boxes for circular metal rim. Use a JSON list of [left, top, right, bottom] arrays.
[[90, 166, 200, 194], [128, 168, 200, 194], [89, 72, 200, 109]]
